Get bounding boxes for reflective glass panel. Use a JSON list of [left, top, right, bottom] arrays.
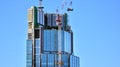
[[26, 39, 32, 67]]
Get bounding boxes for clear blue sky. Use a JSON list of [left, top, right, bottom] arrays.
[[0, 0, 120, 67]]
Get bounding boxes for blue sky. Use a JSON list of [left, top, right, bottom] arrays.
[[0, 0, 120, 67]]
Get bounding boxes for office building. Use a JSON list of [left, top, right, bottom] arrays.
[[26, 1, 80, 67]]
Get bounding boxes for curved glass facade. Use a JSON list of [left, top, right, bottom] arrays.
[[41, 54, 79, 67], [43, 29, 72, 54], [26, 29, 79, 67]]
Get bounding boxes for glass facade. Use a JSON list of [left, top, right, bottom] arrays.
[[40, 54, 80, 67], [38, 10, 44, 25], [26, 30, 79, 67], [35, 39, 41, 67], [41, 54, 68, 67], [70, 55, 80, 67], [27, 6, 79, 67], [44, 14, 67, 27], [26, 40, 32, 67], [43, 29, 72, 54]]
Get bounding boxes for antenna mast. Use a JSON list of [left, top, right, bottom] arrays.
[[38, 0, 44, 10]]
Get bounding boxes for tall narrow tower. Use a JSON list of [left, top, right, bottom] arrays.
[[26, 0, 80, 67]]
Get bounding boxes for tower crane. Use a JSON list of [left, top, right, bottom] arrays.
[[67, 1, 73, 11], [55, 0, 73, 67], [56, 7, 63, 67]]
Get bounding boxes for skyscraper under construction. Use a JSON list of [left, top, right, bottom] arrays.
[[26, 0, 79, 67]]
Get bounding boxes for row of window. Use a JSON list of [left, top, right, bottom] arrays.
[[41, 54, 79, 67]]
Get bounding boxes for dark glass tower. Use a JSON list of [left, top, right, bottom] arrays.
[[26, 2, 80, 67]]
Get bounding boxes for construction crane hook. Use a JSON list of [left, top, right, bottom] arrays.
[[67, 1, 73, 12]]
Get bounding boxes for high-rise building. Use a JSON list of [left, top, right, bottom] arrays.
[[26, 1, 80, 67]]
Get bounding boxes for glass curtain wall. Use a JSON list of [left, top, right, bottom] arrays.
[[41, 54, 70, 67], [35, 39, 41, 67], [43, 29, 72, 54], [27, 40, 33, 67]]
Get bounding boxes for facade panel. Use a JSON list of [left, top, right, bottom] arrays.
[[70, 55, 80, 67], [62, 54, 69, 67], [41, 54, 47, 67], [27, 40, 32, 67], [48, 54, 55, 67], [41, 54, 71, 67], [43, 30, 73, 54], [38, 10, 44, 25], [35, 39, 41, 67]]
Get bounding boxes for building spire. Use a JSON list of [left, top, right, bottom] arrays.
[[38, 0, 44, 10]]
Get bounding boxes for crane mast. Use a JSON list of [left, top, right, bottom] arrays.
[[56, 12, 63, 67], [56, 0, 73, 67], [38, 0, 73, 67]]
